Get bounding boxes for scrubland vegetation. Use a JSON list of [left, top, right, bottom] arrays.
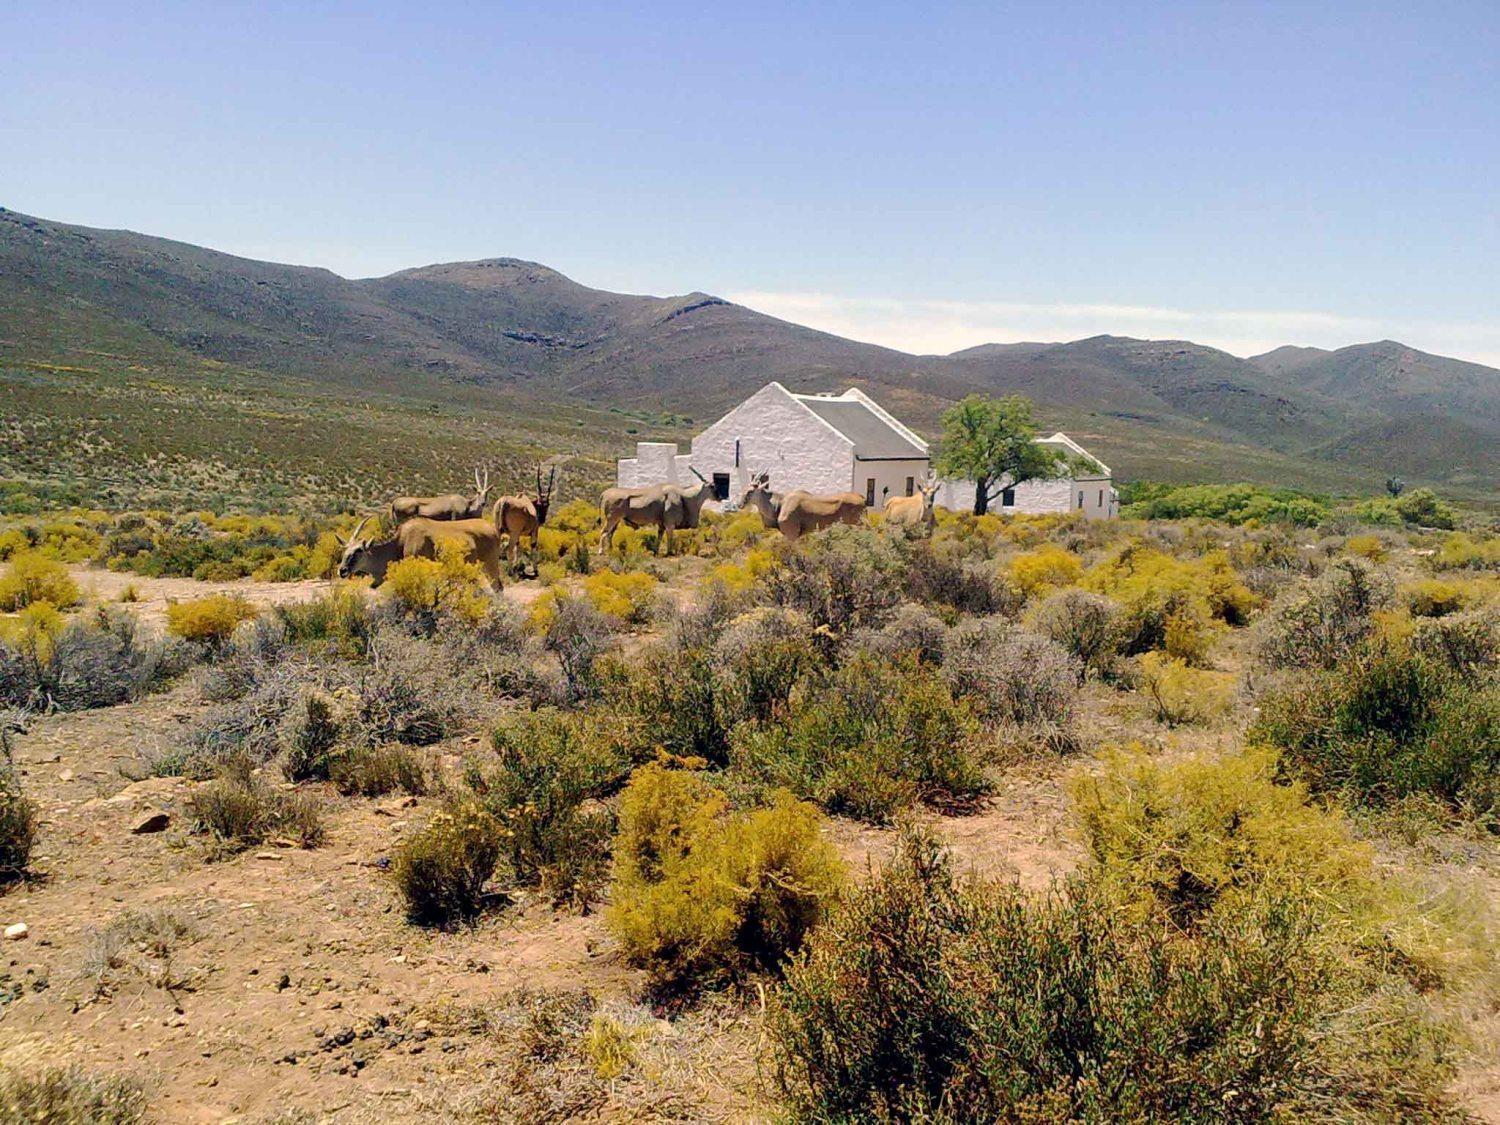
[[1, 485, 1497, 1121]]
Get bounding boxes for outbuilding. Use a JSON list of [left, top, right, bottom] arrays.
[[615, 381, 1118, 518]]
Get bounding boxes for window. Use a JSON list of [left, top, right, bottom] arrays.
[[905, 476, 915, 496], [712, 472, 730, 501], [865, 478, 876, 506], [1078, 491, 1084, 509], [1001, 487, 1015, 507], [1098, 489, 1103, 507]]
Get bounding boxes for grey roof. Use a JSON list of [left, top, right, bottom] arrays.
[[798, 398, 927, 459]]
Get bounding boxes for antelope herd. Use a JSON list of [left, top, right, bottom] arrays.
[[336, 461, 935, 588]]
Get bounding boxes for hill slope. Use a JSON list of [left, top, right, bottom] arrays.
[[2, 206, 1495, 499]]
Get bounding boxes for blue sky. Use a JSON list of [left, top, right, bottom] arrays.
[[4, 2, 1499, 363]]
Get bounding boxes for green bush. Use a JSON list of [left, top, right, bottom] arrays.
[[1410, 609, 1497, 682], [1122, 482, 1331, 526], [1028, 588, 1124, 681], [279, 689, 342, 782], [710, 607, 821, 729], [275, 585, 372, 657], [768, 825, 1456, 1124], [732, 652, 987, 823], [600, 640, 727, 765], [607, 766, 842, 993], [1253, 646, 1500, 817], [466, 709, 626, 909], [391, 799, 505, 926]]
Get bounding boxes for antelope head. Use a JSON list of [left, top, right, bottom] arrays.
[[335, 516, 375, 579], [471, 465, 492, 513]]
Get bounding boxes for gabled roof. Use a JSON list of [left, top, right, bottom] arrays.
[[790, 388, 929, 459], [1038, 431, 1112, 477]]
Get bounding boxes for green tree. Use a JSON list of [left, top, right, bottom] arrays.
[[932, 395, 1067, 515]]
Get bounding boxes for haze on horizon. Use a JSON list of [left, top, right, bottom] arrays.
[[5, 1, 1498, 367]]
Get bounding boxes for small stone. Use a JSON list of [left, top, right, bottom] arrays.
[[58, 769, 74, 782], [254, 852, 282, 862], [3, 923, 28, 941], [130, 811, 170, 834]]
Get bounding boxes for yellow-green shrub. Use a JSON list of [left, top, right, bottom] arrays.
[[581, 569, 657, 624], [704, 547, 777, 595], [1433, 531, 1500, 571], [383, 544, 491, 626], [0, 550, 80, 610], [1073, 745, 1377, 929], [1137, 652, 1236, 725], [1404, 578, 1481, 618], [1344, 534, 1387, 561], [1007, 545, 1083, 597], [607, 766, 843, 991], [0, 600, 66, 661], [1081, 544, 1256, 655], [0, 528, 32, 561], [165, 594, 257, 645]]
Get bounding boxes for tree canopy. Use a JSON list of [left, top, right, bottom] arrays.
[[932, 395, 1067, 514]]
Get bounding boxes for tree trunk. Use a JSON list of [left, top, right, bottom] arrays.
[[973, 477, 990, 515]]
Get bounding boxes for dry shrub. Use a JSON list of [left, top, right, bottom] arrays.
[[711, 606, 822, 728], [190, 759, 325, 853], [0, 606, 189, 713], [0, 550, 79, 610], [1254, 558, 1393, 671], [82, 908, 201, 997], [732, 653, 988, 823], [942, 619, 1081, 749], [331, 742, 430, 798], [902, 539, 1016, 617], [279, 688, 341, 781], [166, 594, 256, 647], [765, 525, 904, 636], [0, 764, 38, 883], [607, 766, 843, 994], [847, 601, 948, 665], [1028, 587, 1123, 681], [0, 1065, 145, 1124], [539, 595, 615, 704], [1138, 652, 1237, 726], [1410, 609, 1497, 681], [274, 585, 371, 657], [391, 799, 504, 926], [353, 628, 470, 746], [1404, 578, 1479, 618]]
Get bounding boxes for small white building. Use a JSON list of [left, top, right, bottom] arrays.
[[615, 381, 1118, 518]]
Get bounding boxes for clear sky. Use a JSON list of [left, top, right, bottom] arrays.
[[5, 2, 1499, 364]]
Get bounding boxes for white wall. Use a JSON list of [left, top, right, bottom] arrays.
[[854, 458, 933, 509], [689, 382, 856, 504], [617, 442, 681, 488], [935, 474, 1117, 519]]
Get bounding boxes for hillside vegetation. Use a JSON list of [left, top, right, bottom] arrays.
[[4, 206, 1497, 504]]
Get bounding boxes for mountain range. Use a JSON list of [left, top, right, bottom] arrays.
[[2, 206, 1495, 497]]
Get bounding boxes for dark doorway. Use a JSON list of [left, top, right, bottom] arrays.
[[712, 472, 730, 500]]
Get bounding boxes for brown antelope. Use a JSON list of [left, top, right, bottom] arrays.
[[336, 515, 505, 588], [492, 462, 557, 572], [741, 472, 865, 541], [388, 466, 491, 524], [884, 473, 940, 532], [598, 469, 716, 555]]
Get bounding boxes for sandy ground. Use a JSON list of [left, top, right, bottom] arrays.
[[1, 565, 1494, 1121]]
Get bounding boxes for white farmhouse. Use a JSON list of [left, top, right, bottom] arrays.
[[615, 381, 1118, 518]]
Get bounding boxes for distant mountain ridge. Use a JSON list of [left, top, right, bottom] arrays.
[[1, 206, 1495, 491]]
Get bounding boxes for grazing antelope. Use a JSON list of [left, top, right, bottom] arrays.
[[388, 466, 491, 524], [885, 473, 940, 532], [492, 462, 557, 572], [598, 469, 716, 555], [336, 515, 505, 588], [741, 471, 864, 541]]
